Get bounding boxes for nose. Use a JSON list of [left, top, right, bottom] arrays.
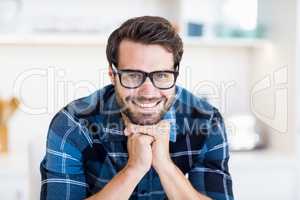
[[137, 77, 160, 97]]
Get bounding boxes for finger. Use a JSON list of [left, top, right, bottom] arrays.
[[126, 126, 155, 140], [130, 124, 156, 135], [130, 125, 161, 142], [127, 132, 155, 146], [127, 131, 140, 143], [124, 127, 133, 136], [137, 133, 155, 144], [138, 132, 156, 141], [158, 120, 170, 134]]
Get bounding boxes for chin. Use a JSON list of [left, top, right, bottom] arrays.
[[128, 113, 162, 125]]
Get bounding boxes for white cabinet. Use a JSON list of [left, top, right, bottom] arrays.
[[230, 151, 299, 200], [0, 154, 29, 200]]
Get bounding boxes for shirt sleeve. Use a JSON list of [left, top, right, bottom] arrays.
[[40, 109, 92, 200], [188, 108, 234, 200]]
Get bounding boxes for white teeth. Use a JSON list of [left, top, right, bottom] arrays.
[[134, 101, 159, 108]]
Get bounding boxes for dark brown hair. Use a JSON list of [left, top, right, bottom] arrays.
[[106, 16, 183, 70]]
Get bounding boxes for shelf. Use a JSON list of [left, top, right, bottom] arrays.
[[0, 33, 271, 48], [0, 33, 108, 46], [183, 37, 271, 48]]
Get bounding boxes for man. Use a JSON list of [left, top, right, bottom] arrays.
[[40, 16, 233, 200]]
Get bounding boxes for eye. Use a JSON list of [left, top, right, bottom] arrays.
[[155, 72, 171, 79], [158, 73, 167, 78], [123, 72, 143, 81], [128, 73, 141, 79]]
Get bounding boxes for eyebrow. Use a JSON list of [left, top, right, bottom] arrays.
[[117, 65, 174, 72]]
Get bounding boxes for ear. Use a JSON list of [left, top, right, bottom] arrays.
[[108, 66, 115, 85]]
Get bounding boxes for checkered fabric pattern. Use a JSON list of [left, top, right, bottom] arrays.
[[40, 84, 234, 200]]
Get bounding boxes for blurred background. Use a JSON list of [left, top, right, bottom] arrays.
[[0, 0, 299, 199]]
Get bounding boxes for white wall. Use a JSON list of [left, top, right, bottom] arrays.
[[0, 45, 109, 153], [252, 0, 297, 153], [296, 0, 300, 157]]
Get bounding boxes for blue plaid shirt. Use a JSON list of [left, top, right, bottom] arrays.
[[40, 84, 233, 200]]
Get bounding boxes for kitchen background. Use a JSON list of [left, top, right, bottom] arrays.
[[0, 0, 299, 199]]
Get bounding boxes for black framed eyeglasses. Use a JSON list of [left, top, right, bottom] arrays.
[[111, 64, 179, 90]]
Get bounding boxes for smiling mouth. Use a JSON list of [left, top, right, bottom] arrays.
[[132, 100, 162, 109]]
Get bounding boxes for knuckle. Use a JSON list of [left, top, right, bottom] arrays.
[[138, 135, 150, 144]]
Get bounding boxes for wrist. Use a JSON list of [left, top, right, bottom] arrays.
[[153, 159, 174, 174], [125, 163, 149, 177]]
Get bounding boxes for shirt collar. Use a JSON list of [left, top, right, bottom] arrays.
[[162, 105, 177, 142]]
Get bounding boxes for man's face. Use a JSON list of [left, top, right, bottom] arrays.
[[110, 40, 177, 125]]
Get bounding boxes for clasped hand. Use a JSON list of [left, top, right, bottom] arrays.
[[124, 117, 172, 174]]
